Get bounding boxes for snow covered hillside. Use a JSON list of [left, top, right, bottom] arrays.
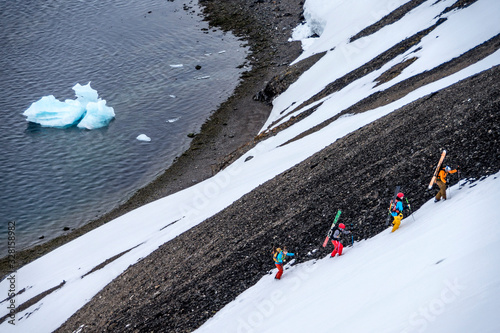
[[263, 0, 500, 133], [195, 175, 500, 333], [1, 0, 499, 331]]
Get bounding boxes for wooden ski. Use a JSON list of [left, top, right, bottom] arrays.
[[428, 150, 447, 190]]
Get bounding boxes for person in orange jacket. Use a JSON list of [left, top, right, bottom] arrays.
[[435, 165, 458, 202]]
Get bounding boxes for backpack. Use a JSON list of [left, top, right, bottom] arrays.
[[272, 247, 283, 263], [391, 199, 400, 213], [331, 226, 343, 240]]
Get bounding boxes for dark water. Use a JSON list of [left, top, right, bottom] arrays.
[[0, 0, 248, 251]]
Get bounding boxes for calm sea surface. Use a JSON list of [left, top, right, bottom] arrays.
[[0, 0, 248, 251]]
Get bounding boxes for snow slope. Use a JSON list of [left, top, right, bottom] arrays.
[[1, 0, 499, 331], [266, 0, 500, 130], [195, 174, 500, 333]]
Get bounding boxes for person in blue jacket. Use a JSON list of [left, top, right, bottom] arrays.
[[391, 192, 405, 232], [273, 247, 294, 280]]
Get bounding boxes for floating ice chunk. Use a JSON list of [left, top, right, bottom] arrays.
[[77, 100, 115, 129], [73, 82, 99, 105], [169, 95, 176, 98], [166, 117, 179, 123], [23, 95, 85, 128], [170, 64, 184, 68], [136, 134, 151, 142], [22, 82, 115, 129]]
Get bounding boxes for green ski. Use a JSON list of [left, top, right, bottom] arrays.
[[322, 210, 342, 247]]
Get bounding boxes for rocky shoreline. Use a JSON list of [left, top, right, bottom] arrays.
[[0, 0, 307, 277]]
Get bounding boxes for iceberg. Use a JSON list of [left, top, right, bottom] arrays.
[[23, 95, 85, 128], [136, 134, 151, 142], [77, 99, 115, 130], [23, 82, 115, 129], [73, 82, 99, 104]]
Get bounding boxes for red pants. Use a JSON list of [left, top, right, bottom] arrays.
[[331, 240, 344, 257], [275, 264, 283, 279]]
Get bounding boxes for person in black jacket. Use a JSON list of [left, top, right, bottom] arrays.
[[330, 223, 351, 257]]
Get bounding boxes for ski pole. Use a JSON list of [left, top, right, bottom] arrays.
[[405, 198, 415, 221], [350, 224, 354, 246], [447, 174, 451, 200], [458, 166, 462, 189]]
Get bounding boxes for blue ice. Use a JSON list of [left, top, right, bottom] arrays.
[[23, 82, 115, 129]]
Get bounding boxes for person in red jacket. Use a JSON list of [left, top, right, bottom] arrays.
[[330, 223, 351, 257], [435, 165, 458, 202]]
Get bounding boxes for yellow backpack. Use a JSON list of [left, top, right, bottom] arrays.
[[273, 247, 282, 263]]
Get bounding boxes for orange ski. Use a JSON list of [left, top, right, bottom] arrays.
[[428, 150, 447, 190]]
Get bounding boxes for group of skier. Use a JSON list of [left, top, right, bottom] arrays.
[[272, 155, 459, 280], [389, 164, 458, 231]]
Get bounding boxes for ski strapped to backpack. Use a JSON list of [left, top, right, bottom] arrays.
[[322, 210, 342, 247], [385, 186, 401, 226], [428, 150, 447, 190]]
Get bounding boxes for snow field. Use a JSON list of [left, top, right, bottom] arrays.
[[267, 0, 500, 131]]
